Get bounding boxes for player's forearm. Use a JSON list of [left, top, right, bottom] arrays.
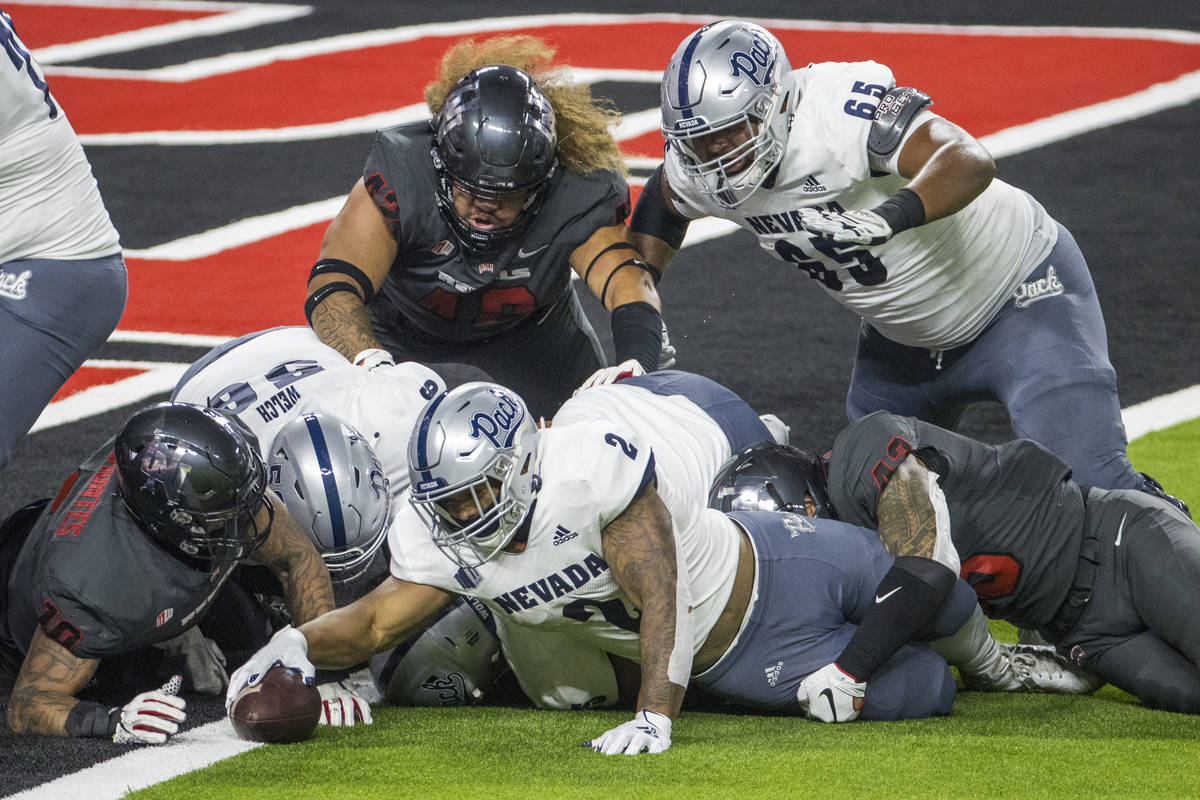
[[6, 685, 74, 736], [307, 290, 381, 362], [905, 139, 994, 224], [297, 605, 390, 670], [277, 546, 336, 626]]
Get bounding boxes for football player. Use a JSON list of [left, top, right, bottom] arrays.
[[630, 19, 1184, 510], [710, 414, 1200, 719], [304, 36, 673, 419], [0, 403, 334, 743], [228, 374, 1050, 754], [0, 10, 126, 470]]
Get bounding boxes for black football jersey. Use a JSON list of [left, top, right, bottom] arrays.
[[362, 123, 630, 342], [826, 411, 1086, 628], [4, 441, 238, 660]]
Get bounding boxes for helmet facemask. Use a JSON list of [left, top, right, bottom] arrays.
[[661, 20, 793, 209]]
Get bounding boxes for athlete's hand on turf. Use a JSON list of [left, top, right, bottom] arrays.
[[573, 359, 645, 396], [113, 675, 187, 745], [797, 207, 893, 246], [225, 626, 314, 714], [317, 680, 374, 726], [797, 662, 866, 723], [583, 708, 672, 755], [352, 347, 395, 371]]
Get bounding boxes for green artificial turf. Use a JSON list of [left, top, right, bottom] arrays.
[[130, 419, 1200, 800]]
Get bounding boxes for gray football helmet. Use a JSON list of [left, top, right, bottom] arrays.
[[408, 382, 541, 568], [267, 413, 390, 583], [660, 19, 793, 208]]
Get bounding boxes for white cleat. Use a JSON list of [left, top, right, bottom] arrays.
[[963, 643, 1105, 695]]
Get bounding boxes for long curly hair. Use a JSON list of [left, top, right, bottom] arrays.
[[424, 36, 627, 177]]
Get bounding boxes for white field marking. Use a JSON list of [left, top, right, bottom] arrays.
[[38, 12, 1200, 82], [43, 12, 1195, 144], [107, 329, 231, 346], [14, 0, 311, 65], [1122, 384, 1200, 439], [28, 361, 189, 433], [5, 719, 260, 800]]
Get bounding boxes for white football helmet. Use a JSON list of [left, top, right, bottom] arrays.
[[661, 19, 794, 208], [368, 596, 505, 706], [267, 413, 390, 583], [408, 382, 541, 569]]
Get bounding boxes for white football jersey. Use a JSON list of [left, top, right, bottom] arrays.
[[389, 412, 744, 664], [173, 326, 444, 501], [665, 60, 1058, 350], [0, 14, 119, 264]]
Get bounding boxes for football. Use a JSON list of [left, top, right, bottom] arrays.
[[229, 665, 322, 743]]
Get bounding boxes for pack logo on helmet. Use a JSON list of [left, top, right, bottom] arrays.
[[469, 391, 526, 450], [728, 34, 778, 86]]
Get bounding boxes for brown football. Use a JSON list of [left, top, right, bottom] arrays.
[[230, 664, 322, 743]]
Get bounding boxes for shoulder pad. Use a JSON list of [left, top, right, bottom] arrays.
[[867, 87, 932, 172]]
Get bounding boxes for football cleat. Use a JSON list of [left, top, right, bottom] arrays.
[[962, 643, 1105, 695]]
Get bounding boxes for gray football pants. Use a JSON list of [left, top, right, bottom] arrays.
[[847, 223, 1140, 491], [0, 254, 127, 469]]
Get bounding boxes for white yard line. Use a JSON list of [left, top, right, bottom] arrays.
[[5, 720, 261, 800]]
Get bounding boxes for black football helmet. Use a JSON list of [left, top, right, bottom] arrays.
[[431, 64, 558, 255], [115, 402, 272, 572], [708, 442, 838, 519]]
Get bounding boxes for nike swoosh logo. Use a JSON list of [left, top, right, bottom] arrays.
[[1114, 512, 1127, 546], [517, 244, 549, 258], [875, 586, 902, 604], [819, 688, 837, 721]]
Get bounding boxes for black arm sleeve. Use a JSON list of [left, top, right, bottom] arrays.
[[610, 301, 663, 374], [834, 556, 957, 681], [630, 164, 689, 250]]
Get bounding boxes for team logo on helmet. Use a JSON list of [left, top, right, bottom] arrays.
[[728, 33, 778, 86], [469, 392, 526, 449]]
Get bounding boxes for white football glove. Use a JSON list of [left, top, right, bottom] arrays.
[[573, 358, 645, 396], [112, 675, 187, 745], [797, 207, 893, 246], [318, 679, 374, 726], [584, 709, 672, 755], [154, 626, 227, 695], [352, 347, 395, 371], [225, 626, 314, 715], [658, 318, 677, 370], [797, 662, 866, 723]]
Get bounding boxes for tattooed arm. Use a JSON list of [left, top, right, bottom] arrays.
[[875, 454, 960, 573], [7, 627, 101, 736], [306, 178, 397, 361], [600, 482, 691, 720], [249, 494, 336, 625]]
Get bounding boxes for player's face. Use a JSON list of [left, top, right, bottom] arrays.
[[451, 182, 527, 232], [441, 479, 499, 529], [688, 119, 759, 175]]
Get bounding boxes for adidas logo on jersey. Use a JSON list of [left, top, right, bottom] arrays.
[[552, 525, 579, 546], [0, 268, 31, 300], [800, 175, 828, 194], [1013, 264, 1064, 308], [764, 661, 784, 687]]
